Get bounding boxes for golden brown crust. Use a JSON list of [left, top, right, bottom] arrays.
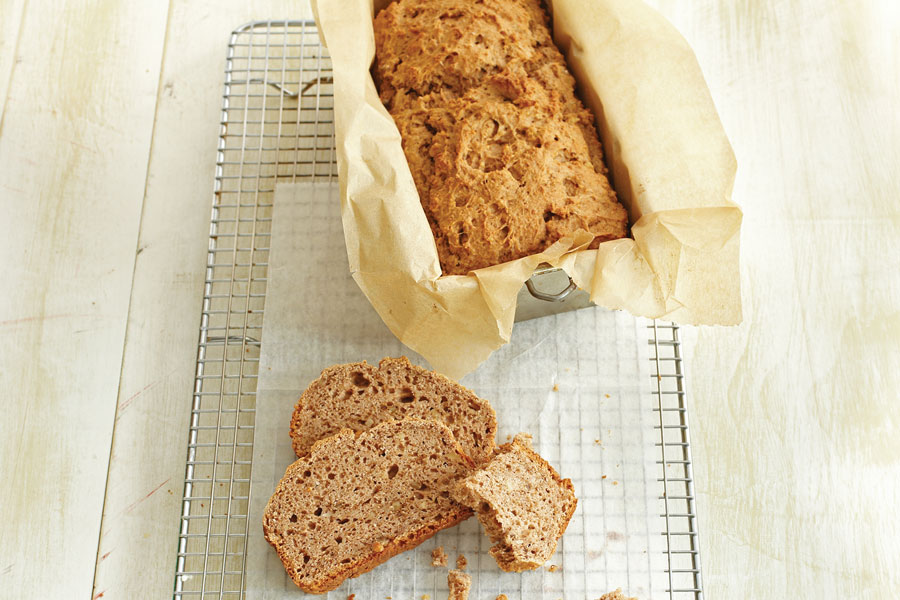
[[301, 510, 473, 593], [373, 0, 627, 274]]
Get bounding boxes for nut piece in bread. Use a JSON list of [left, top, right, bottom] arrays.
[[290, 357, 497, 465], [264, 420, 476, 593], [452, 433, 577, 571]]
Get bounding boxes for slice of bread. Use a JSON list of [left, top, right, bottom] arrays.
[[263, 420, 476, 593], [290, 357, 497, 465], [452, 433, 577, 572]]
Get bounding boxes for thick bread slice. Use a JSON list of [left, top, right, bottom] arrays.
[[290, 357, 497, 465], [452, 433, 577, 571], [264, 420, 476, 593]]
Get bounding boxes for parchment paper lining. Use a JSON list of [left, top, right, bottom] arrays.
[[245, 182, 667, 600], [311, 0, 741, 378]]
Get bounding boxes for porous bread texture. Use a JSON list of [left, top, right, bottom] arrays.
[[452, 433, 577, 571], [263, 420, 476, 593], [448, 569, 472, 600], [290, 357, 497, 466], [373, 0, 628, 275]]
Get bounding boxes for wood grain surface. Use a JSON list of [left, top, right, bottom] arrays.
[[0, 1, 169, 598], [0, 1, 897, 599], [665, 1, 900, 597]]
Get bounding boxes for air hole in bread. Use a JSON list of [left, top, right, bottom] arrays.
[[290, 514, 298, 523], [351, 372, 370, 388], [314, 507, 322, 517], [387, 464, 399, 479], [482, 118, 499, 138]]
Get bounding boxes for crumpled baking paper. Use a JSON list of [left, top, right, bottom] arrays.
[[311, 0, 740, 379]]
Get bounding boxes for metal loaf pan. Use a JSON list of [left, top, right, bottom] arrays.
[[514, 264, 594, 322]]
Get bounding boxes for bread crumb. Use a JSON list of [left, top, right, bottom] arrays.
[[602, 475, 607, 479], [448, 569, 471, 600], [597, 589, 637, 600], [547, 564, 559, 572], [612, 480, 619, 486], [372, 542, 385, 552], [422, 595, 431, 600], [431, 546, 448, 567], [594, 439, 601, 445], [456, 554, 467, 570], [552, 384, 559, 392], [496, 595, 508, 600], [605, 393, 610, 398], [347, 595, 355, 600]]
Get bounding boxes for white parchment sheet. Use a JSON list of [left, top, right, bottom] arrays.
[[246, 182, 666, 600]]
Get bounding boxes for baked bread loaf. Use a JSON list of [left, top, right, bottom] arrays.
[[263, 420, 476, 593], [373, 0, 628, 274], [290, 357, 497, 465], [451, 433, 577, 571]]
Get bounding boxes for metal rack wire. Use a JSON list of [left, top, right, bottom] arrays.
[[173, 20, 703, 600]]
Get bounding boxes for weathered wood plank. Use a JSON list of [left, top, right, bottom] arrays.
[[90, 3, 313, 599], [0, 1, 170, 598], [652, 0, 900, 597], [0, 0, 27, 120]]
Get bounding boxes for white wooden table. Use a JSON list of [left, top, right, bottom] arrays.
[[1, 1, 898, 598]]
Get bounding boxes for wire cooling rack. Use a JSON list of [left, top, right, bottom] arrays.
[[173, 20, 703, 600]]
